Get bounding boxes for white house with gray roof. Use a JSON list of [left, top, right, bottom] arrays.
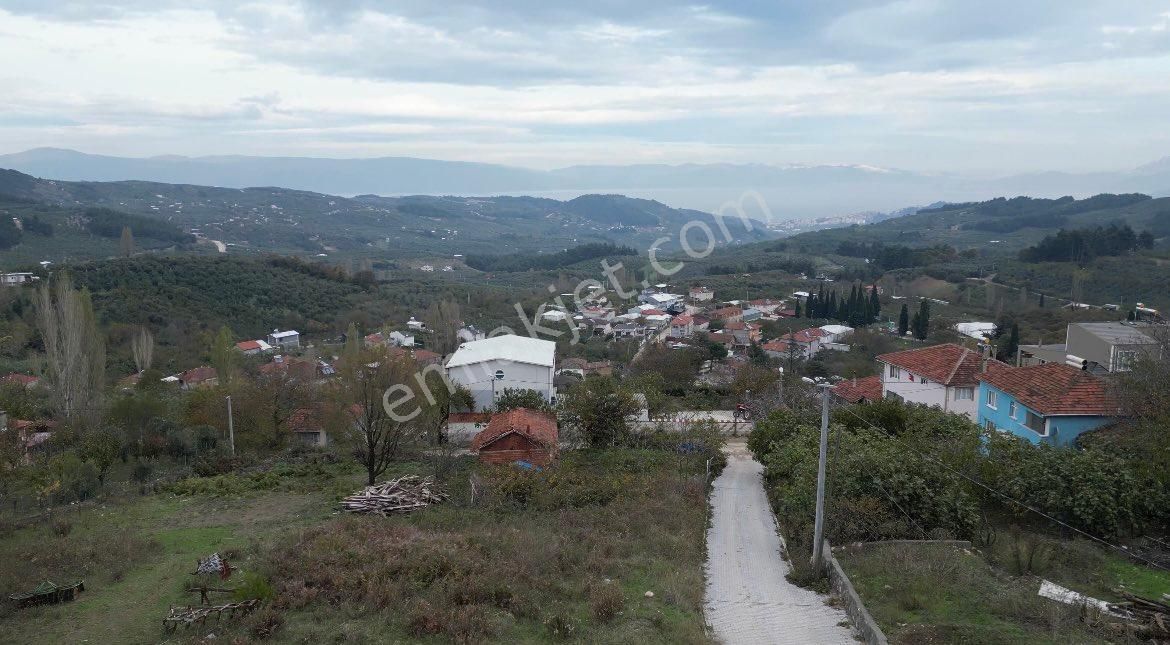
[[445, 335, 556, 410]]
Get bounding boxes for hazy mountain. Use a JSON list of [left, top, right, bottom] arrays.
[[2, 148, 1169, 219], [0, 169, 774, 268]]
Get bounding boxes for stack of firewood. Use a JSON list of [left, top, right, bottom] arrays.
[[341, 475, 449, 515], [1105, 590, 1170, 639]]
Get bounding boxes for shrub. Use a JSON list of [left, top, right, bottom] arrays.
[[50, 518, 72, 537], [406, 600, 444, 637], [234, 571, 276, 602], [130, 462, 154, 483], [543, 608, 579, 640], [247, 606, 284, 640], [589, 583, 624, 622]]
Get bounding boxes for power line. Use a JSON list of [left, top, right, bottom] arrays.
[[828, 400, 1170, 573]]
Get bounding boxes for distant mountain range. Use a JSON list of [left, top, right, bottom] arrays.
[[3, 148, 1169, 219], [0, 168, 773, 268]]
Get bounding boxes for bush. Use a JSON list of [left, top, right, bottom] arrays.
[[234, 571, 276, 602], [247, 606, 283, 640], [589, 583, 624, 622], [131, 462, 154, 483]]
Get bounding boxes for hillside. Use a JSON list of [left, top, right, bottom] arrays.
[[684, 193, 1170, 309], [4, 148, 1170, 217], [0, 169, 773, 268]]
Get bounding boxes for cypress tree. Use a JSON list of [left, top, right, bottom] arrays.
[[869, 284, 881, 321], [897, 303, 910, 336], [795, 299, 803, 318], [1038, 293, 1045, 308]]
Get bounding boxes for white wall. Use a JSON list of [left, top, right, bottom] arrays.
[[879, 361, 978, 421], [447, 358, 555, 411]]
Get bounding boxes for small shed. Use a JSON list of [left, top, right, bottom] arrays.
[[471, 408, 558, 466]]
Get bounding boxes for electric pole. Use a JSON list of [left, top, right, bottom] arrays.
[[812, 383, 831, 570], [225, 395, 236, 457]]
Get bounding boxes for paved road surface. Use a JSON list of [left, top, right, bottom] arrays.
[[704, 441, 855, 644]]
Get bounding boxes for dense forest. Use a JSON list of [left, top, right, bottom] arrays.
[[834, 241, 970, 269], [1019, 224, 1154, 264], [83, 207, 194, 244], [464, 242, 637, 272]]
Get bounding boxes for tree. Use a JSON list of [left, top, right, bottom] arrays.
[[131, 327, 154, 373], [338, 347, 426, 484], [559, 376, 639, 447], [1038, 293, 1045, 308], [494, 387, 552, 413], [81, 427, 123, 485], [997, 323, 1020, 364], [869, 284, 881, 322], [209, 326, 238, 387], [911, 299, 930, 340], [426, 299, 461, 358], [897, 303, 910, 336], [343, 322, 362, 358], [119, 226, 135, 257], [794, 299, 803, 318], [34, 274, 105, 425]]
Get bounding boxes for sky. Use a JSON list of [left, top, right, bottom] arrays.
[[1, 1, 1169, 173]]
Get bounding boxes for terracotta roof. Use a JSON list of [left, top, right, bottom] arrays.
[[761, 340, 794, 352], [709, 306, 742, 320], [288, 408, 324, 433], [782, 328, 824, 344], [671, 314, 694, 326], [235, 340, 262, 351], [412, 349, 441, 362], [776, 309, 796, 317], [877, 343, 1007, 386], [449, 412, 493, 424], [978, 363, 1121, 416], [471, 408, 558, 451], [0, 373, 39, 386], [178, 366, 217, 384], [640, 308, 665, 316], [832, 376, 882, 404]]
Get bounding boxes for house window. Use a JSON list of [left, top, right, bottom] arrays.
[[919, 376, 928, 384], [954, 387, 974, 401], [494, 369, 505, 380], [888, 365, 901, 379], [986, 390, 997, 409], [1115, 350, 1137, 371], [984, 419, 996, 432], [1009, 402, 1017, 419], [1025, 411, 1046, 434]]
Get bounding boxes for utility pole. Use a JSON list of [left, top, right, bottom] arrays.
[[225, 395, 236, 457], [811, 383, 831, 570]]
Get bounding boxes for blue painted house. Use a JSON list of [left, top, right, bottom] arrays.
[[976, 362, 1120, 447]]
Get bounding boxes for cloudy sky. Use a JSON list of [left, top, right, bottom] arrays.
[[2, 1, 1169, 173]]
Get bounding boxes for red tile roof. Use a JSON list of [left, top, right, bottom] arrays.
[[0, 373, 39, 386], [832, 375, 882, 404], [235, 340, 262, 351], [877, 343, 1007, 386], [761, 340, 793, 352], [449, 412, 493, 424], [671, 314, 694, 326], [640, 308, 665, 316], [978, 363, 1120, 416], [178, 366, 217, 384], [471, 408, 558, 451], [709, 306, 742, 320], [782, 328, 825, 344]]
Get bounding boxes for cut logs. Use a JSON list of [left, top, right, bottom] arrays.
[[341, 475, 449, 516]]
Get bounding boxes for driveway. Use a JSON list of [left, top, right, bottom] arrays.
[[704, 441, 855, 644]]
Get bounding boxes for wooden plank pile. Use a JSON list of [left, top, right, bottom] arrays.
[[341, 475, 449, 516], [1104, 589, 1170, 639], [162, 599, 260, 632]]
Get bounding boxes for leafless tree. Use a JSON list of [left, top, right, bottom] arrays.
[[119, 226, 135, 257], [34, 275, 105, 425], [337, 346, 427, 485], [131, 326, 154, 373]]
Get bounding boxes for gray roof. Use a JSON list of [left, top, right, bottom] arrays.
[[1072, 322, 1157, 345]]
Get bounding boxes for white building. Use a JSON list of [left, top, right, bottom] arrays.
[[266, 329, 301, 349], [876, 343, 1007, 422], [1, 272, 38, 287], [388, 331, 415, 347], [445, 335, 556, 411], [457, 325, 486, 343], [953, 322, 997, 342], [406, 317, 426, 332]]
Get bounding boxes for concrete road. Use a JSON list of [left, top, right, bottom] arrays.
[[704, 441, 855, 644]]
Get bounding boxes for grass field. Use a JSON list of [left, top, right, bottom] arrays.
[[839, 539, 1170, 644], [0, 446, 717, 644]]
